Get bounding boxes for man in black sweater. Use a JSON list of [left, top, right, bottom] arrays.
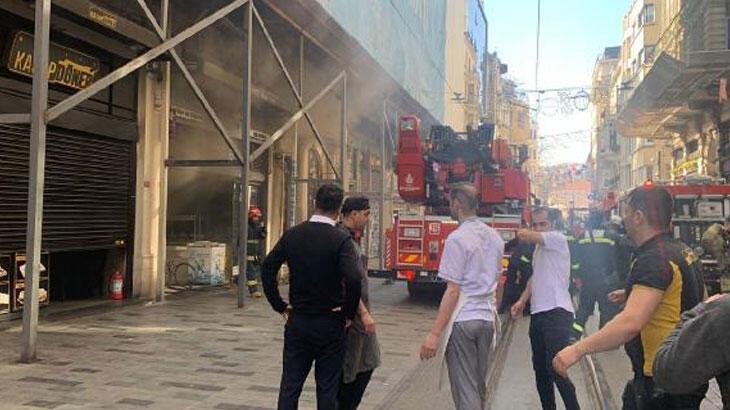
[[262, 184, 362, 410]]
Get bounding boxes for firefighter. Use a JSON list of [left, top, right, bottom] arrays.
[[246, 206, 266, 298], [566, 223, 584, 297], [499, 239, 535, 314], [571, 213, 621, 339]]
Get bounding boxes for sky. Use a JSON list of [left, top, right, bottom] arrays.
[[483, 0, 630, 166]]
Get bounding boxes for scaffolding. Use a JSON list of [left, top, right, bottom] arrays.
[[0, 0, 365, 363]]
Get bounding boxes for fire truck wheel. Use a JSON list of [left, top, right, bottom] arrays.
[[407, 281, 446, 300]]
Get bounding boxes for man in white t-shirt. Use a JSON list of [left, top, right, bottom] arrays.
[[511, 207, 580, 410], [419, 183, 503, 410]]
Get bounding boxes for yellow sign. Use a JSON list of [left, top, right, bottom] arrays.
[[672, 158, 700, 178], [89, 5, 119, 29], [6, 31, 100, 90]]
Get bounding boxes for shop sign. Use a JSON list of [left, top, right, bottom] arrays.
[[672, 158, 700, 178], [88, 5, 118, 29], [6, 31, 100, 90]]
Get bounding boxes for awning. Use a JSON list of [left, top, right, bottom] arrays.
[[618, 50, 730, 138]]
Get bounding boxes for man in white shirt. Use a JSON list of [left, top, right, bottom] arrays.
[[511, 207, 580, 410], [419, 183, 504, 410]]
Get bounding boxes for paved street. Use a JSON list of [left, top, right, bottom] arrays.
[[0, 281, 725, 410], [0, 280, 440, 410]]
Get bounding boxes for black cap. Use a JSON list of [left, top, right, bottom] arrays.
[[341, 196, 370, 215]]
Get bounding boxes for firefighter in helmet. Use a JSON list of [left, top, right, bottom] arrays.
[[571, 211, 621, 338], [246, 206, 266, 297]]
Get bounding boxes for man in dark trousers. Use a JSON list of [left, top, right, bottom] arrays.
[[511, 207, 581, 410], [554, 183, 707, 409], [262, 184, 362, 410], [337, 196, 380, 410], [499, 240, 535, 314], [246, 206, 266, 298], [572, 215, 621, 338]]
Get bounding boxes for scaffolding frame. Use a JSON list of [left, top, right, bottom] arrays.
[[3, 0, 351, 362]]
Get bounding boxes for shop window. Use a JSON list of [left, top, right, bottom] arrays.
[[686, 139, 699, 154], [672, 147, 684, 162]]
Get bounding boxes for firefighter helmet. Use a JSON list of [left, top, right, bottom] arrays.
[[248, 206, 262, 218]]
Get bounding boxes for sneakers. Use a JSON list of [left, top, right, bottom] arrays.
[[252, 291, 263, 298]]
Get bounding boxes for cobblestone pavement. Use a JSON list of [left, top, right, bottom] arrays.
[[0, 283, 723, 410], [0, 280, 439, 410]]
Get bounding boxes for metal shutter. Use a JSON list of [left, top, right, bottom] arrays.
[[0, 124, 134, 252]]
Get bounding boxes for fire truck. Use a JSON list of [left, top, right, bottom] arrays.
[[607, 178, 730, 294], [372, 115, 531, 297], [662, 178, 730, 294]]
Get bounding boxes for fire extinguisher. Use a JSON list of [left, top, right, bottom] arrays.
[[111, 271, 124, 300]]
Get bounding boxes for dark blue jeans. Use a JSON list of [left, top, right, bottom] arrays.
[[278, 313, 346, 410], [529, 308, 581, 410]]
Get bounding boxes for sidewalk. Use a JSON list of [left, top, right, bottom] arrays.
[[0, 283, 435, 410]]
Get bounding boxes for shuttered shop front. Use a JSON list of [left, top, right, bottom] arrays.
[[0, 124, 134, 252]]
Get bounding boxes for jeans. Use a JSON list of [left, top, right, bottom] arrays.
[[529, 308, 581, 410], [278, 313, 347, 410]]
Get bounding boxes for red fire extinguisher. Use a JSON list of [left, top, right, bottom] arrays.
[[111, 271, 124, 300]]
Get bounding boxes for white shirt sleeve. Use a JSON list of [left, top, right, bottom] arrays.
[[437, 237, 466, 284], [541, 231, 567, 252]]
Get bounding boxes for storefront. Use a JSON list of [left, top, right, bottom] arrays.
[[0, 11, 137, 315]]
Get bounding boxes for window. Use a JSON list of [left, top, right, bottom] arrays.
[[672, 147, 684, 162], [644, 4, 655, 24], [644, 45, 656, 64], [639, 4, 656, 27], [686, 139, 699, 154]]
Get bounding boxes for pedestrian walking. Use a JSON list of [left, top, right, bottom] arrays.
[[246, 206, 266, 297], [336, 196, 381, 410], [510, 207, 581, 410], [653, 293, 730, 409], [261, 184, 362, 410], [553, 183, 708, 409], [419, 183, 503, 410]]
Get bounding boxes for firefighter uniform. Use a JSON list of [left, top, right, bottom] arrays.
[[572, 228, 621, 337], [566, 233, 582, 297], [499, 241, 535, 313], [246, 208, 266, 297]]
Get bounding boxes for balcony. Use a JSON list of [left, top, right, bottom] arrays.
[[617, 0, 730, 138]]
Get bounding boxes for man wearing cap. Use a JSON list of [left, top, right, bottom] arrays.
[[553, 184, 708, 409], [246, 206, 266, 297], [337, 196, 381, 410]]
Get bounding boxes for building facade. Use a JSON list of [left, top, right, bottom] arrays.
[[443, 0, 487, 131], [0, 0, 448, 315], [616, 0, 730, 184]]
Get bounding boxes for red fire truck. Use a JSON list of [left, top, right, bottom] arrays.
[[605, 178, 730, 294], [372, 115, 531, 297], [662, 179, 730, 294]]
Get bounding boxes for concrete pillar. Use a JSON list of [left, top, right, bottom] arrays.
[[132, 63, 170, 302]]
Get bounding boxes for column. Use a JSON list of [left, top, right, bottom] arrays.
[[132, 63, 170, 302]]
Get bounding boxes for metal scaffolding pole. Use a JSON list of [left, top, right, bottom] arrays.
[[340, 73, 348, 190], [0, 113, 31, 124], [249, 72, 344, 162], [379, 100, 387, 269], [251, 4, 339, 179], [20, 0, 51, 363], [290, 35, 304, 226], [135, 0, 245, 166], [238, 0, 253, 308]]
